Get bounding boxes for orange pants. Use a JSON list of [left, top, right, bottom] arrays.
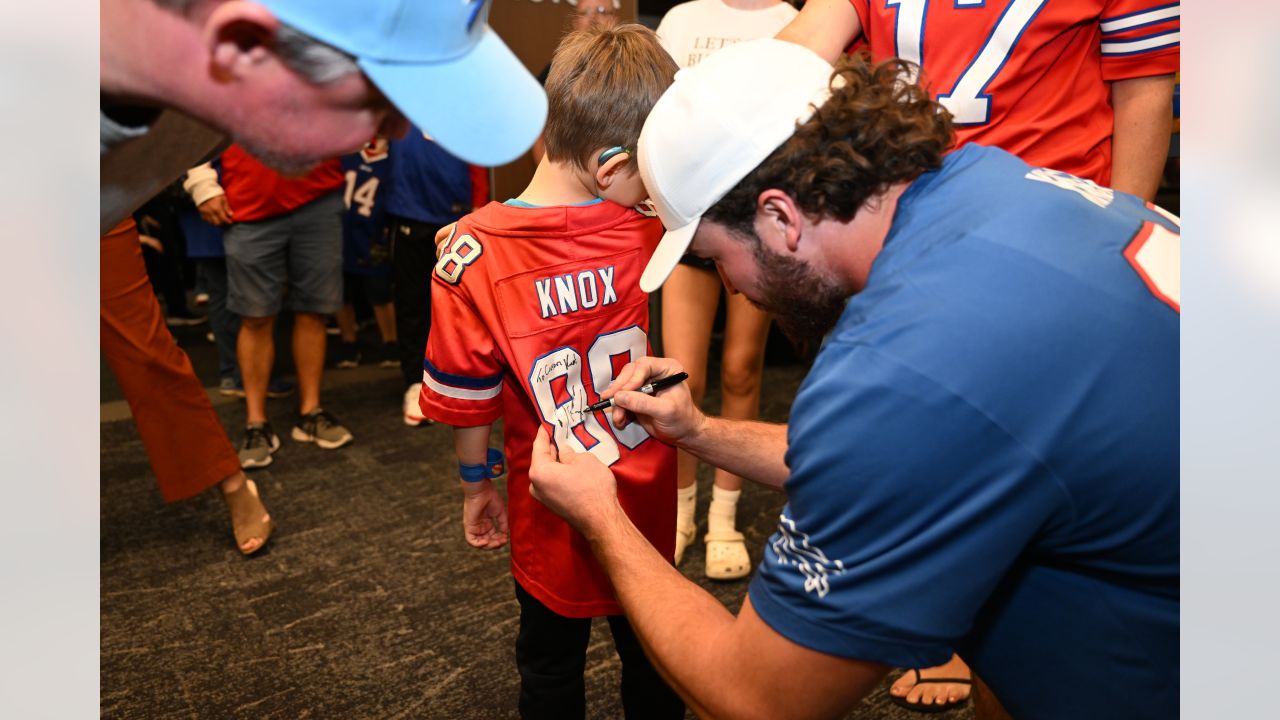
[[101, 219, 241, 501]]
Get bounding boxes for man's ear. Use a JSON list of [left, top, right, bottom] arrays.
[[755, 189, 804, 254], [594, 149, 634, 190], [203, 1, 281, 82]]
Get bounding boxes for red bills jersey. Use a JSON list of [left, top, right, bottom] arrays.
[[219, 145, 343, 223], [420, 199, 676, 618], [849, 0, 1180, 185]]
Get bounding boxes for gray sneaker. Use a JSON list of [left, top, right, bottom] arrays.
[[291, 409, 353, 449], [239, 423, 280, 469]]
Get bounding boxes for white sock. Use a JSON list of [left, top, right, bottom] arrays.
[[707, 486, 741, 536], [676, 484, 697, 534]]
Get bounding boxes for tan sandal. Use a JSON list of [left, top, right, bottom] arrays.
[[222, 478, 273, 556], [704, 529, 750, 580]]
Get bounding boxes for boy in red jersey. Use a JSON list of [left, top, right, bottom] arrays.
[[418, 26, 683, 719]]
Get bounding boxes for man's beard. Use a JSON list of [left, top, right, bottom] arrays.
[[234, 133, 321, 177], [749, 240, 850, 348]]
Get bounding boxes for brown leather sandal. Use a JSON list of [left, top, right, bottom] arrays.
[[222, 478, 273, 556]]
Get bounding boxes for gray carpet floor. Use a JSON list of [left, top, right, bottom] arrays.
[[101, 328, 974, 720]]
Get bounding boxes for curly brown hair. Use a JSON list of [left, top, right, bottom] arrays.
[[703, 54, 953, 237]]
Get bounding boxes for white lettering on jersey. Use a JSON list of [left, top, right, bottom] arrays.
[[577, 270, 599, 309], [535, 266, 619, 319], [598, 266, 618, 305], [1025, 168, 1115, 208], [554, 274, 579, 315], [535, 278, 557, 318]]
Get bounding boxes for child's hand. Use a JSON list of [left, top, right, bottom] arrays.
[[461, 479, 509, 549]]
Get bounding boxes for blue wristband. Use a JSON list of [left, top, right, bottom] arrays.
[[460, 448, 506, 483]]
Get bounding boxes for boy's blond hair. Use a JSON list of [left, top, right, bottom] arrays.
[[543, 24, 678, 171]]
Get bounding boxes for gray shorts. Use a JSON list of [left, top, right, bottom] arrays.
[[225, 191, 344, 317]]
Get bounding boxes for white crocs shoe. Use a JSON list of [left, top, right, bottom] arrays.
[[403, 383, 432, 427], [705, 529, 751, 580]]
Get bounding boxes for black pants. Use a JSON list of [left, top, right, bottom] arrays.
[[389, 215, 445, 388], [515, 582, 685, 720]]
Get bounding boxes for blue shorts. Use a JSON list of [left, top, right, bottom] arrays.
[[225, 191, 344, 317]]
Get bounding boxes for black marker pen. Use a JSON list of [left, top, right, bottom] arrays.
[[584, 371, 689, 414]]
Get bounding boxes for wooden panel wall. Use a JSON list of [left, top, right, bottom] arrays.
[[488, 1, 639, 201]]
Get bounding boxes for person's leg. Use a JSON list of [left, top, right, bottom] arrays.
[[660, 263, 722, 564], [606, 614, 685, 720], [515, 582, 591, 720], [334, 301, 361, 369], [336, 304, 358, 343], [372, 301, 397, 343], [704, 292, 771, 579], [286, 192, 352, 447], [292, 311, 327, 415], [392, 217, 441, 425], [199, 258, 241, 387], [101, 220, 270, 554], [139, 220, 197, 323], [971, 668, 1013, 720], [237, 315, 276, 425], [225, 214, 290, 467], [714, 293, 770, 488], [362, 268, 398, 366], [284, 192, 345, 414], [391, 216, 440, 388]]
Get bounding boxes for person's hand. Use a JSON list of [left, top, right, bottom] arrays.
[[528, 427, 620, 534], [460, 480, 509, 549], [603, 357, 705, 448], [197, 195, 234, 226], [435, 222, 457, 259], [138, 233, 164, 253]]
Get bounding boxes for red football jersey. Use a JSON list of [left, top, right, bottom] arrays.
[[420, 199, 676, 618], [219, 144, 344, 223], [849, 0, 1180, 185]]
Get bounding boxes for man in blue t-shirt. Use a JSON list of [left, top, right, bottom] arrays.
[[527, 40, 1179, 720]]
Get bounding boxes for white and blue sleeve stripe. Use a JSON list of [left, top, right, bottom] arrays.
[[1100, 3, 1179, 35], [423, 360, 503, 401], [1101, 28, 1180, 57]]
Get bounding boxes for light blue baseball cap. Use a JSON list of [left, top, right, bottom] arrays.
[[259, 0, 547, 166]]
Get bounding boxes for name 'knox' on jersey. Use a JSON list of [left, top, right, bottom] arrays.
[[535, 266, 618, 319]]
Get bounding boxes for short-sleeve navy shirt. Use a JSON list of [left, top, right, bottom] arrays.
[[748, 145, 1179, 719]]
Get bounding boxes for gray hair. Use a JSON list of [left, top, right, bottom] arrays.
[[274, 23, 359, 84], [154, 0, 359, 84]]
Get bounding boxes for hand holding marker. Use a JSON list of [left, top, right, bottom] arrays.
[[584, 372, 690, 414]]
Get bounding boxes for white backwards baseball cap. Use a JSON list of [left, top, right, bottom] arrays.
[[637, 39, 836, 292], [259, 0, 547, 167]]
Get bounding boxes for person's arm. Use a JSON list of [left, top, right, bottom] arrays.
[[775, 0, 864, 64], [528, 429, 886, 718], [1109, 73, 1176, 201], [605, 357, 790, 489], [183, 162, 233, 225], [454, 424, 508, 550]]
